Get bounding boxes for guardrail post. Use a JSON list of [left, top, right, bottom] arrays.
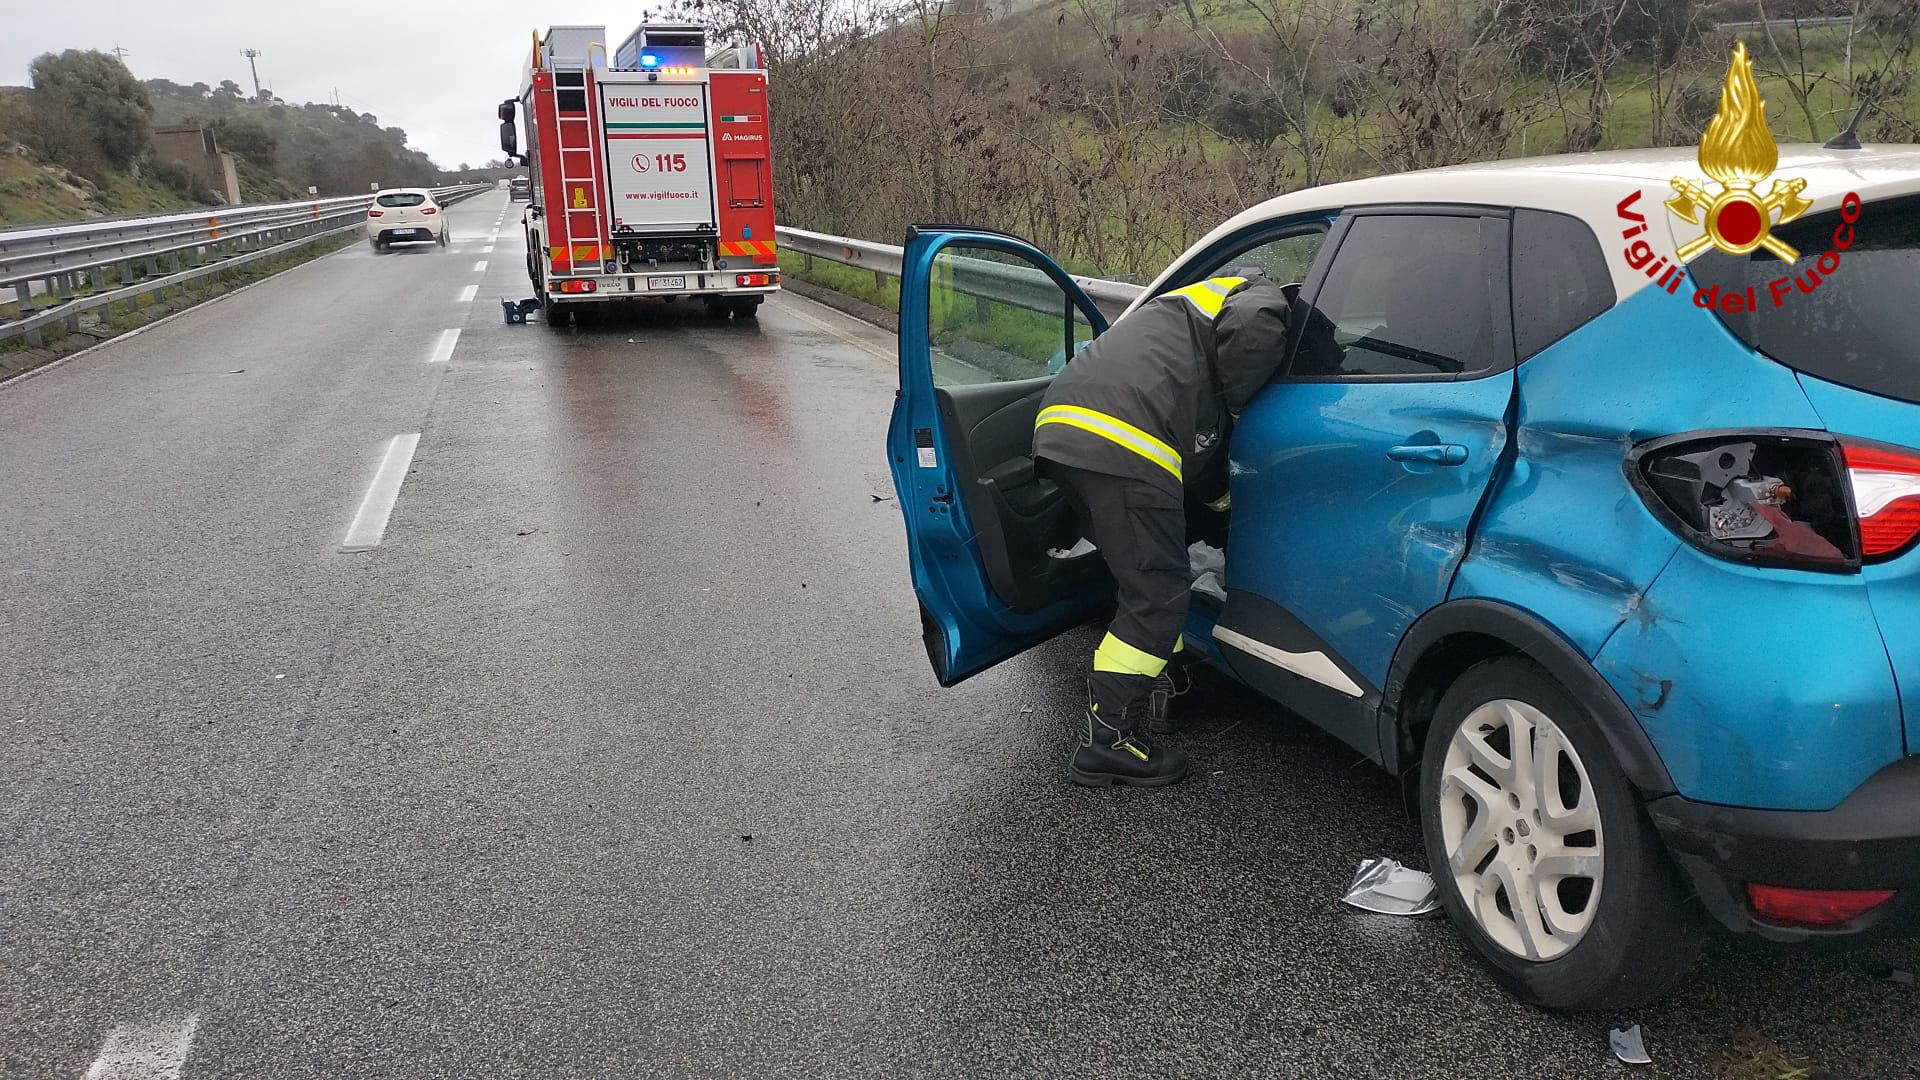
[[13, 282, 41, 346], [874, 269, 886, 291], [802, 253, 813, 273]]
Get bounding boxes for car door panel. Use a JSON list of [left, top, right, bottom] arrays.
[[1214, 210, 1517, 752], [888, 228, 1113, 685]]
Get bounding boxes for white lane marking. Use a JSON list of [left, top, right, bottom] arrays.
[[457, 284, 479, 303], [472, 260, 488, 272], [482, 246, 494, 254], [84, 1014, 199, 1080], [772, 296, 891, 361], [488, 230, 500, 241], [1211, 626, 1365, 698], [425, 328, 460, 364], [342, 434, 422, 551]]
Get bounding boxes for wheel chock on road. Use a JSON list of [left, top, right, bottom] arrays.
[[501, 298, 541, 325]]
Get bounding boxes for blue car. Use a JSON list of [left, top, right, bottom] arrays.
[[885, 146, 1920, 1009]]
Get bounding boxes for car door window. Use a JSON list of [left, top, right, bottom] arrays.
[[1291, 214, 1499, 378], [1212, 230, 1325, 288], [929, 244, 1094, 388]]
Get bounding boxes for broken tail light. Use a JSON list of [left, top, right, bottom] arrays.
[[1629, 431, 1858, 573], [1841, 439, 1920, 561]]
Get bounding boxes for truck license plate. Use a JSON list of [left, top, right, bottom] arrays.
[[649, 276, 686, 291]]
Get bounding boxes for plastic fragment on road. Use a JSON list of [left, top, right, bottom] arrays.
[[1887, 966, 1915, 986], [1609, 1024, 1652, 1066], [501, 297, 540, 325], [1341, 857, 1441, 916]]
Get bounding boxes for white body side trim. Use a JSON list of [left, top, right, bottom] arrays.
[[1211, 626, 1366, 699]]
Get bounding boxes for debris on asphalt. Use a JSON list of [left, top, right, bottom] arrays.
[[740, 834, 753, 843], [226, 369, 245, 374], [1609, 1024, 1652, 1066], [1341, 857, 1441, 916], [1886, 966, 1915, 986], [870, 493, 893, 502], [516, 528, 538, 536]]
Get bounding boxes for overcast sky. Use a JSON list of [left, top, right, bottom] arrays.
[[4, 0, 698, 168]]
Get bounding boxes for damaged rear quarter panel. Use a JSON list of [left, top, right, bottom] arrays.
[[1593, 547, 1902, 810], [1448, 284, 1897, 808]]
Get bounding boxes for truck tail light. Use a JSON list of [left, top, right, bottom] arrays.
[[421, 207, 438, 215], [367, 209, 384, 217], [735, 272, 777, 287], [554, 279, 596, 294], [1841, 439, 1920, 561], [1747, 884, 1895, 927], [1629, 431, 1858, 573]]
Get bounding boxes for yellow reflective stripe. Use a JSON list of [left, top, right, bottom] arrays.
[[1173, 635, 1186, 654], [1093, 632, 1169, 677], [1168, 276, 1247, 317], [1035, 405, 1183, 482]]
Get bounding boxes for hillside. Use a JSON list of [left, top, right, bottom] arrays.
[[731, 0, 1919, 279], [0, 51, 447, 227]]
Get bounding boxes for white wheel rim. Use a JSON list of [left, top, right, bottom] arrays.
[[1438, 698, 1604, 962]]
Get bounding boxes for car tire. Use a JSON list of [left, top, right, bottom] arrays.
[[1418, 656, 1702, 1010]]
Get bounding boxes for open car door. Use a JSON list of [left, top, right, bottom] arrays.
[[887, 226, 1115, 685]]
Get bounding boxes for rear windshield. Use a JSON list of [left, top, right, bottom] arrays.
[[376, 192, 427, 207], [1692, 194, 1920, 404]]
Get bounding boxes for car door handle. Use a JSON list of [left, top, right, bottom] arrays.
[[1388, 443, 1468, 466]]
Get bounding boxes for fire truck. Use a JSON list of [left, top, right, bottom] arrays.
[[498, 23, 779, 322]]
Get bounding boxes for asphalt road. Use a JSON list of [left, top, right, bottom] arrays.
[[1, 190, 1914, 1079]]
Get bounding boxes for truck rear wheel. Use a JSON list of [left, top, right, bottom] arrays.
[[730, 297, 763, 319]]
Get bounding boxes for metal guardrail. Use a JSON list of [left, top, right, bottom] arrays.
[[775, 225, 1144, 321], [2, 185, 491, 345]]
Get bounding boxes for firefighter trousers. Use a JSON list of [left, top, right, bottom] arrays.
[[1044, 460, 1190, 725]]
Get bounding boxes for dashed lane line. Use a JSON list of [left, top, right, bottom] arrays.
[[426, 328, 460, 364], [472, 260, 489, 272], [341, 433, 422, 551], [84, 1014, 199, 1080], [457, 284, 479, 303]]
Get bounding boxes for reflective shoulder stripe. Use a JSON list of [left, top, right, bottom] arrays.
[[1035, 405, 1183, 482], [1166, 276, 1248, 318]]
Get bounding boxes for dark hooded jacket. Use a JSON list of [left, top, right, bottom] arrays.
[[1033, 275, 1293, 500]]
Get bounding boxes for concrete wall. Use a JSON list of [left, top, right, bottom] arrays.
[[151, 125, 242, 205]]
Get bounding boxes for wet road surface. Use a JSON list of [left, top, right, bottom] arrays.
[[1, 191, 1914, 1078]]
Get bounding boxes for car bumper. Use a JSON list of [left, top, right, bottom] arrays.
[[545, 273, 779, 302], [1649, 756, 1920, 941], [370, 226, 440, 242]]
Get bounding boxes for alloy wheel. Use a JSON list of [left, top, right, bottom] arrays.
[[1438, 698, 1604, 961]]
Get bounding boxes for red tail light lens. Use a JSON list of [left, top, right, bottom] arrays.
[[367, 209, 384, 217], [1841, 439, 1920, 561], [421, 207, 438, 215], [734, 273, 777, 287], [1630, 432, 1858, 572], [1747, 883, 1895, 927], [553, 279, 597, 294]]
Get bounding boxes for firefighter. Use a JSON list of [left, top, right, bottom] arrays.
[[1034, 273, 1293, 788]]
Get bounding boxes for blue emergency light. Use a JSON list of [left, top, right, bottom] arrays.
[[640, 53, 659, 67]]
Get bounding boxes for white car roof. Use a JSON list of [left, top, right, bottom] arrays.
[[1141, 144, 1920, 307]]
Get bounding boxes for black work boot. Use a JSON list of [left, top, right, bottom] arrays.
[[1068, 677, 1188, 788], [1145, 664, 1194, 736]]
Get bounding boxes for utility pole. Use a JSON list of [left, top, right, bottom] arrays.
[[111, 44, 131, 64], [242, 49, 263, 101]]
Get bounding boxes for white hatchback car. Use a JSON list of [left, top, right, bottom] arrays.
[[366, 189, 448, 251]]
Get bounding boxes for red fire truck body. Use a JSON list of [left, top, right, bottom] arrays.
[[503, 24, 778, 318]]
